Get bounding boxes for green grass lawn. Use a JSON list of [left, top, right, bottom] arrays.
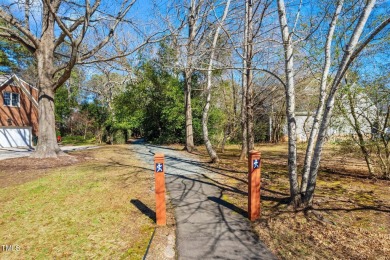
[[0, 146, 156, 259]]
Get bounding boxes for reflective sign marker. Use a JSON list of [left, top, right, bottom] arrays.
[[253, 159, 260, 169], [156, 163, 163, 172], [248, 150, 261, 221], [154, 154, 166, 226]]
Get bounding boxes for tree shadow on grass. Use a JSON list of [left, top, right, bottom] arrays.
[[130, 199, 156, 222], [313, 205, 390, 213]]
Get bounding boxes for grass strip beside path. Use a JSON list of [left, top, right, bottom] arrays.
[[0, 145, 156, 259]]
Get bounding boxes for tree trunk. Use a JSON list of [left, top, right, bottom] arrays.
[[231, 71, 238, 128], [221, 127, 228, 153], [202, 120, 218, 162], [269, 102, 273, 142], [202, 73, 218, 162], [124, 129, 128, 143], [239, 91, 248, 157], [359, 138, 376, 177], [239, 0, 249, 160], [301, 0, 343, 197], [246, 0, 255, 153], [379, 105, 390, 178], [31, 20, 64, 158], [303, 93, 334, 206], [277, 0, 300, 206], [184, 1, 197, 153], [346, 90, 376, 176], [202, 0, 230, 163], [185, 70, 195, 152], [239, 74, 248, 160], [303, 0, 377, 207], [84, 125, 87, 139], [31, 81, 62, 158]]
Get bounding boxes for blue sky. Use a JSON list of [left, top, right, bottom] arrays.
[[0, 0, 388, 86]]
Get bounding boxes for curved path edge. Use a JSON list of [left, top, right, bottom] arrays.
[[130, 141, 277, 260]]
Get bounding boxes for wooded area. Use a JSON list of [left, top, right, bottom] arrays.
[[0, 0, 389, 210]]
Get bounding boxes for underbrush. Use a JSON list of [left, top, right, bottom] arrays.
[[60, 135, 97, 145], [193, 143, 390, 259]]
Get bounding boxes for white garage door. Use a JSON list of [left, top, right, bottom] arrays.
[[0, 127, 32, 148]]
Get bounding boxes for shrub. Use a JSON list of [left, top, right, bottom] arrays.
[[61, 135, 97, 145]]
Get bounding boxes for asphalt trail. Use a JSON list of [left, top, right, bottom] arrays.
[[130, 141, 276, 260]]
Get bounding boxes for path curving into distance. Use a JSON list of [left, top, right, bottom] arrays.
[[130, 140, 276, 260]]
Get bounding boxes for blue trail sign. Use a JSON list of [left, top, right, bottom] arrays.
[[253, 159, 260, 169], [156, 163, 164, 172]]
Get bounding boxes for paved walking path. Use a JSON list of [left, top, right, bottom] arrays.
[[130, 141, 276, 260]]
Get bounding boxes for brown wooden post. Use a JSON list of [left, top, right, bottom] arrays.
[[154, 153, 166, 226], [248, 150, 261, 221]]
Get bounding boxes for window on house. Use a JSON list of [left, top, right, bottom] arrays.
[[3, 92, 20, 107]]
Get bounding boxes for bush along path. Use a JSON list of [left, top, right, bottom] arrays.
[[130, 140, 276, 259]]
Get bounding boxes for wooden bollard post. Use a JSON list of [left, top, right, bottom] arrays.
[[154, 153, 166, 226], [248, 150, 261, 221]]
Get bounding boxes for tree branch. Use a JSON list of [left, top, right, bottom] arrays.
[[0, 27, 36, 52], [80, 0, 136, 61], [0, 8, 39, 47], [78, 32, 167, 64]]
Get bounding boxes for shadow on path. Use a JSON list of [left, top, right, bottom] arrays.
[[130, 142, 277, 259], [208, 196, 247, 218]]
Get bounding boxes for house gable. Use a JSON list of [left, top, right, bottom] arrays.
[[0, 74, 39, 136]]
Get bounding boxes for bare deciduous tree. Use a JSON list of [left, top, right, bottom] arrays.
[[300, 0, 344, 199], [202, 0, 231, 163], [0, 0, 162, 158], [240, 0, 272, 160], [275, 0, 390, 207], [276, 0, 300, 205], [303, 0, 390, 206]]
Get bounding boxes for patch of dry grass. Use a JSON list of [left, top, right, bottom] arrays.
[[192, 143, 390, 259], [0, 146, 158, 259]]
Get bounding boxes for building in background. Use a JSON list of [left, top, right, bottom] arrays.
[[0, 74, 38, 148]]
